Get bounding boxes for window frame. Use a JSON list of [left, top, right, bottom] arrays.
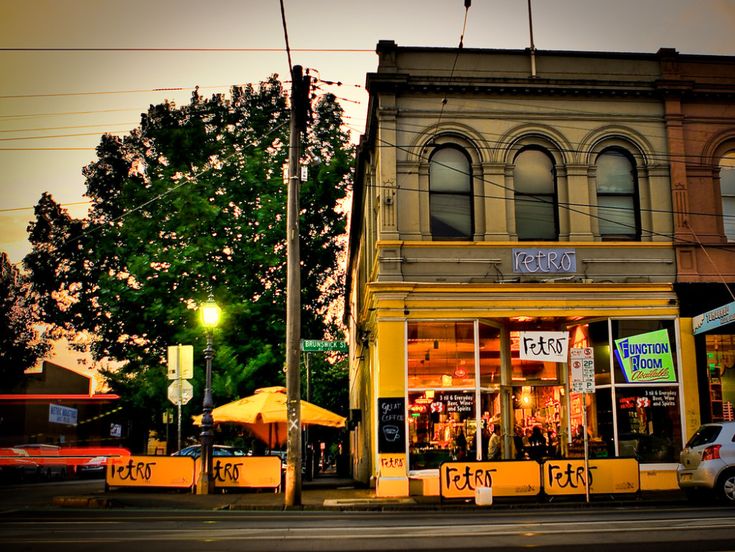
[[428, 144, 474, 241], [513, 146, 559, 241], [595, 147, 641, 241]]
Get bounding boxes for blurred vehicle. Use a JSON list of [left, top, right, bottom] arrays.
[[677, 421, 735, 504], [75, 448, 131, 478], [76, 456, 109, 478], [13, 444, 67, 480], [171, 445, 247, 458], [268, 450, 287, 470], [0, 447, 40, 482]]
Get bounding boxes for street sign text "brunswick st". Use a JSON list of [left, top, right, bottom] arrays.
[[300, 339, 348, 353]]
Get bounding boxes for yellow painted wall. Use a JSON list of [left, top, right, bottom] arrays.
[[679, 317, 701, 440]]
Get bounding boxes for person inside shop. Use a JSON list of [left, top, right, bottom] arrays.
[[454, 429, 467, 460], [513, 426, 525, 460], [572, 424, 591, 446], [527, 425, 547, 461], [481, 423, 491, 460], [488, 424, 502, 460]]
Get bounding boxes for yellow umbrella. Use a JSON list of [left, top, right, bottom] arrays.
[[192, 386, 346, 447]]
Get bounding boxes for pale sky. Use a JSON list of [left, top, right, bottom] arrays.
[[1, 0, 734, 264]]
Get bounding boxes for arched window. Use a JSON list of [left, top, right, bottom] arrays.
[[429, 146, 472, 240], [721, 152, 735, 241], [596, 149, 640, 240], [514, 148, 557, 240]]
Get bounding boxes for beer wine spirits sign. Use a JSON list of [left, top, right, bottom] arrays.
[[614, 329, 676, 383]]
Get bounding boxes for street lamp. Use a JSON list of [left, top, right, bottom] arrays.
[[197, 296, 221, 495]]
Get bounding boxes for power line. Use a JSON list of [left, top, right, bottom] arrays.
[[348, 122, 735, 250], [0, 201, 90, 213], [0, 47, 373, 53]]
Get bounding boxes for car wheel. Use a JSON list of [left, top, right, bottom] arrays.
[[717, 471, 735, 505]]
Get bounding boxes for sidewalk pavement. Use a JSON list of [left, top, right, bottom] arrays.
[[52, 474, 690, 511]]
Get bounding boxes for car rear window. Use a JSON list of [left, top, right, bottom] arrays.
[[687, 425, 722, 447]]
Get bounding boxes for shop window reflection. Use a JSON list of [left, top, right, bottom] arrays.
[[408, 390, 479, 470], [479, 323, 501, 386], [615, 387, 682, 463], [408, 322, 475, 388]]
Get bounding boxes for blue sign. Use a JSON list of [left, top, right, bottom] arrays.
[[692, 301, 735, 335]]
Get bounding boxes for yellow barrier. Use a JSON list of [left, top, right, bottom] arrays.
[[439, 458, 640, 500], [107, 456, 195, 488], [439, 461, 542, 499], [543, 458, 639, 496], [211, 456, 282, 489]]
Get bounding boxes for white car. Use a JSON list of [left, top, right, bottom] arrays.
[[677, 421, 735, 504]]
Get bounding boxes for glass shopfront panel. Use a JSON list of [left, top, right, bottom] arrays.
[[408, 322, 475, 388], [479, 323, 501, 386], [407, 390, 476, 470], [615, 386, 682, 462]]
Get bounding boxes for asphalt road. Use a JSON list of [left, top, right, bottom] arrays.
[[2, 479, 735, 552]]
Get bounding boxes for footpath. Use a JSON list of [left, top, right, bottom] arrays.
[[52, 474, 689, 511]]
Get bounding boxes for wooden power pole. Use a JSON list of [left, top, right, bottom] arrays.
[[285, 65, 309, 507]]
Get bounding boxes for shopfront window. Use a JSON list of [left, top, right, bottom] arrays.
[[408, 390, 477, 470], [615, 387, 682, 462], [479, 323, 501, 386], [704, 334, 735, 422], [408, 322, 475, 388], [612, 320, 678, 385], [511, 385, 563, 460]]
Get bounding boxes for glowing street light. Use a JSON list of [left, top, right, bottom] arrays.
[[197, 295, 220, 494]]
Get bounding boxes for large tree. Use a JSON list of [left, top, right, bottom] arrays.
[[0, 252, 50, 391], [24, 77, 352, 449]]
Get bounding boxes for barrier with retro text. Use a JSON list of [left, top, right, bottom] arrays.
[[107, 456, 195, 488], [440, 461, 542, 500], [439, 458, 640, 500], [543, 458, 639, 496], [106, 455, 283, 490], [209, 456, 282, 489]]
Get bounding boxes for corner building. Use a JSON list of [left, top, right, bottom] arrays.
[[346, 42, 716, 496]]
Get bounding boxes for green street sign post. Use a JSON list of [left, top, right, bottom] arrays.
[[300, 339, 348, 353]]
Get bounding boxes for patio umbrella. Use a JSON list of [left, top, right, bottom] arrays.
[[192, 386, 346, 448]]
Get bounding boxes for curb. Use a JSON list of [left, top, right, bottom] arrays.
[[52, 496, 112, 508]]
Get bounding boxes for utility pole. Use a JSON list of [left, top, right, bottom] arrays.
[[285, 64, 310, 507]]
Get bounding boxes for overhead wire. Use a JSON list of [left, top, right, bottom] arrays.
[[346, 121, 735, 223], [347, 121, 735, 251], [430, 0, 472, 146]]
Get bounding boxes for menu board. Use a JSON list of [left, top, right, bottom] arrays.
[[378, 397, 405, 453]]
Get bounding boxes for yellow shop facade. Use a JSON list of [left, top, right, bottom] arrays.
[[345, 43, 701, 496]]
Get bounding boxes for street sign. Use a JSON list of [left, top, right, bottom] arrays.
[[167, 345, 194, 380], [300, 339, 348, 353], [168, 379, 193, 405], [570, 347, 595, 393]]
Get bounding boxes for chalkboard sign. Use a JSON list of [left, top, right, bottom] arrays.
[[378, 397, 406, 453]]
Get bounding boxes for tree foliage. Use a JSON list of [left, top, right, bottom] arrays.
[[24, 77, 352, 447], [0, 252, 50, 391]]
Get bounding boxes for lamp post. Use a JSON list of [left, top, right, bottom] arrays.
[[197, 296, 220, 495]]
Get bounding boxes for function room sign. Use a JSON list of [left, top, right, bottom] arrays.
[[614, 329, 676, 383], [378, 397, 405, 454]]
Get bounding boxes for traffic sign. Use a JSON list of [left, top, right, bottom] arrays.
[[167, 345, 193, 380], [300, 339, 348, 353], [570, 347, 595, 393], [168, 379, 193, 405]]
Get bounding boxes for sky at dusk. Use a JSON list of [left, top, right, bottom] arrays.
[[1, 0, 734, 264]]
